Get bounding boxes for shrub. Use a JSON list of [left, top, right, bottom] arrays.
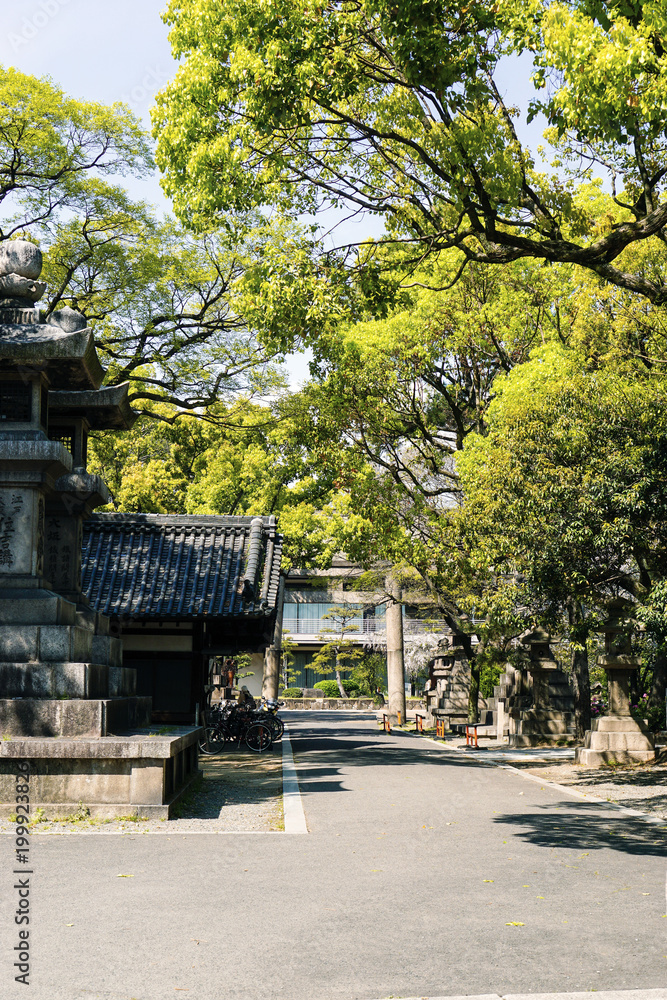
[[313, 680, 340, 697], [342, 680, 362, 697], [281, 687, 303, 698]]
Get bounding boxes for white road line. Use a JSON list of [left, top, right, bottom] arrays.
[[282, 726, 308, 835], [371, 991, 667, 1000]]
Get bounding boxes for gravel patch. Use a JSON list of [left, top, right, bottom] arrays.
[[0, 746, 284, 835]]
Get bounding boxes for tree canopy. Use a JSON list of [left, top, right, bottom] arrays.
[[155, 0, 667, 302]]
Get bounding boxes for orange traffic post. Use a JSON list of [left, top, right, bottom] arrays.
[[415, 714, 424, 733]]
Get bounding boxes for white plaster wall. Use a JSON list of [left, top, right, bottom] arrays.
[[122, 635, 193, 652]]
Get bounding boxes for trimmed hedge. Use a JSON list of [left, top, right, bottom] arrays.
[[313, 680, 340, 697], [281, 687, 303, 698]]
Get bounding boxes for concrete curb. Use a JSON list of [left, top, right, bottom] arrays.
[[282, 725, 308, 834]]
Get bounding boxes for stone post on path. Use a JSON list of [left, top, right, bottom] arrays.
[[576, 600, 655, 766], [385, 576, 406, 723]]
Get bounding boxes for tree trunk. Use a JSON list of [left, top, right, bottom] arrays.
[[568, 601, 590, 740], [335, 659, 346, 699], [651, 651, 666, 726]]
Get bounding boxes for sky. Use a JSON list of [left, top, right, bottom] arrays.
[[0, 1, 550, 387]]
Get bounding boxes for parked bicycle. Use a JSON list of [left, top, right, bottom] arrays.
[[251, 697, 285, 741], [199, 702, 273, 754]]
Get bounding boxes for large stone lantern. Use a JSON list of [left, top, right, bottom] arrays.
[[0, 240, 201, 817], [575, 599, 655, 766]]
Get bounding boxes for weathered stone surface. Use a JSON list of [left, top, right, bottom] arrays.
[[109, 665, 136, 696], [575, 713, 655, 765], [0, 726, 201, 759], [0, 590, 77, 625], [0, 240, 42, 280], [39, 624, 93, 662], [0, 273, 46, 301], [49, 306, 87, 332], [575, 747, 656, 766], [0, 728, 201, 817], [93, 634, 122, 670], [0, 625, 38, 661]]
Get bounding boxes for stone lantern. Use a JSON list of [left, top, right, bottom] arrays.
[[425, 634, 470, 728], [0, 240, 201, 817], [508, 627, 576, 746], [576, 599, 655, 765]]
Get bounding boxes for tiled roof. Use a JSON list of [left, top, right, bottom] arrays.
[[81, 514, 282, 620]]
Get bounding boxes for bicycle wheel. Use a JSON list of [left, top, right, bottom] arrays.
[[244, 722, 273, 753], [264, 714, 284, 740], [198, 726, 228, 755]]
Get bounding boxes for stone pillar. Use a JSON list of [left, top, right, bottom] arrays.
[[576, 602, 655, 766], [262, 647, 280, 701], [261, 574, 284, 701], [386, 576, 406, 723]]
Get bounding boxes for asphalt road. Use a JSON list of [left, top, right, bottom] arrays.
[[1, 711, 666, 1000]]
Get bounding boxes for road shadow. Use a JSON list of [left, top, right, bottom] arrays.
[[287, 715, 495, 796], [493, 802, 667, 857]]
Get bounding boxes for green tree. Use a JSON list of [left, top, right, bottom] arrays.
[[310, 605, 365, 698], [155, 0, 667, 302], [456, 341, 667, 734], [0, 66, 151, 237]]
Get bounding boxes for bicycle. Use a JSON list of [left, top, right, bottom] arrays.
[[199, 703, 273, 754]]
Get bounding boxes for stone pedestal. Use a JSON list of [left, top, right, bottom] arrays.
[[508, 628, 576, 747], [576, 606, 654, 765], [0, 728, 201, 819], [576, 716, 655, 766]]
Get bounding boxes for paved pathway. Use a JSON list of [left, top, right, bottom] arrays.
[[1, 711, 665, 1000]]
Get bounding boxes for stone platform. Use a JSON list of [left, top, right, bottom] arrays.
[[575, 716, 655, 766], [0, 726, 202, 819]]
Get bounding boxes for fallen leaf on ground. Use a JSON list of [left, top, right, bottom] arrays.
[[117, 874, 134, 878], [506, 922, 525, 926]]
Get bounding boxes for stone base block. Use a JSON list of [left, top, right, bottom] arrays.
[[92, 633, 122, 669], [575, 747, 656, 766], [0, 726, 202, 819], [575, 715, 655, 766], [508, 709, 576, 746], [510, 733, 578, 747], [109, 665, 136, 697], [0, 588, 77, 626], [0, 662, 109, 698], [0, 696, 151, 737], [0, 623, 121, 667]]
